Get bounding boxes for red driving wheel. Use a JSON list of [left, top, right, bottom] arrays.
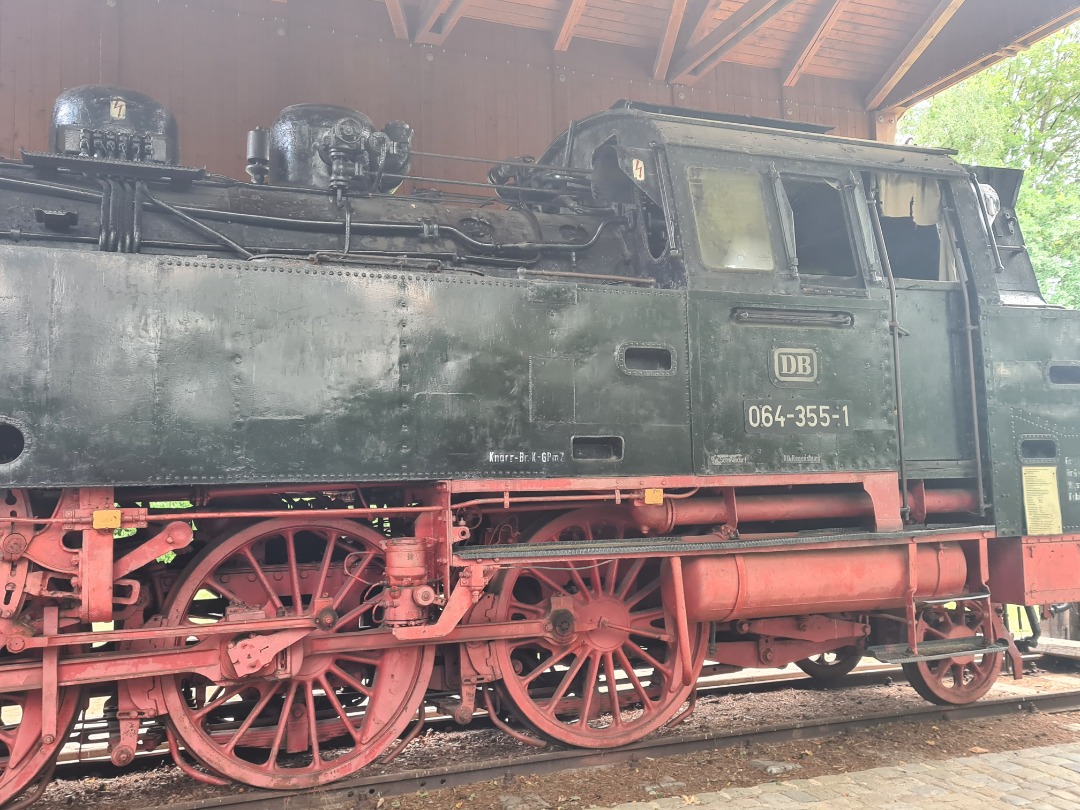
[[159, 517, 434, 789], [490, 508, 707, 748]]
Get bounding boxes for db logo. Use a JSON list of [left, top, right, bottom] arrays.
[[772, 348, 818, 384]]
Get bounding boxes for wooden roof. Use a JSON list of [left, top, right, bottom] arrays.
[[372, 0, 1080, 110]]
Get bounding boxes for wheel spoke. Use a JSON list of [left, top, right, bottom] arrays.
[[522, 643, 581, 687], [334, 550, 378, 611], [263, 682, 298, 767], [508, 599, 547, 619], [543, 650, 589, 717], [223, 684, 277, 754], [629, 607, 666, 627], [602, 560, 620, 596], [330, 663, 376, 700], [602, 653, 622, 728], [242, 549, 284, 613], [615, 558, 645, 601], [312, 531, 336, 601], [578, 654, 601, 725], [319, 675, 362, 744], [284, 530, 304, 614], [305, 684, 322, 767], [566, 563, 593, 601], [624, 580, 661, 609], [615, 646, 652, 706], [627, 642, 674, 680], [194, 684, 247, 720], [528, 567, 574, 597], [206, 578, 244, 605]]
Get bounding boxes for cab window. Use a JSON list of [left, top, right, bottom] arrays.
[[873, 173, 958, 281], [777, 176, 859, 278], [688, 167, 776, 272]]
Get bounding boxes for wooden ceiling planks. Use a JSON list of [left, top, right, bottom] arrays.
[[864, 0, 966, 109], [783, 0, 851, 86], [382, 0, 949, 87]]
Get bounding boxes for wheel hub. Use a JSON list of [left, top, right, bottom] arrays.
[[576, 597, 631, 652]]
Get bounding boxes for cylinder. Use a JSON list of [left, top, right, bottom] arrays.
[[677, 543, 967, 622], [383, 537, 428, 586], [246, 127, 270, 164]]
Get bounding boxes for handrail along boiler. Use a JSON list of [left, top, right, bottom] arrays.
[[0, 84, 1076, 800]]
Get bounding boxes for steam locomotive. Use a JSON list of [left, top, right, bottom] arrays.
[[0, 83, 1076, 802]]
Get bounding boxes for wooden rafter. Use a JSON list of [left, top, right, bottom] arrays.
[[668, 0, 798, 85], [865, 0, 966, 110], [555, 0, 590, 51], [687, 0, 723, 48], [414, 0, 471, 46], [385, 0, 409, 40], [654, 0, 690, 81], [882, 6, 1080, 110], [782, 0, 849, 87]]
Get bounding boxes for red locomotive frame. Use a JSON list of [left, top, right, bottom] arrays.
[[1, 471, 1072, 799]]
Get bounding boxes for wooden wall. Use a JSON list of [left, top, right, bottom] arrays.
[[0, 0, 876, 183]]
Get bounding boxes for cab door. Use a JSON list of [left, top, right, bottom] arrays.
[[678, 154, 898, 479], [868, 173, 977, 483]]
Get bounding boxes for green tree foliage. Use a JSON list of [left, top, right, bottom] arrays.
[[899, 25, 1080, 307]]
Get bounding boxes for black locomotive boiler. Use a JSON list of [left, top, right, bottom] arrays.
[[0, 84, 1076, 801]]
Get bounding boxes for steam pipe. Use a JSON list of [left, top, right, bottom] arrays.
[[629, 488, 978, 534]]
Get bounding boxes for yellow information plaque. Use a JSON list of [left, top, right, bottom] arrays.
[[1022, 466, 1063, 536]]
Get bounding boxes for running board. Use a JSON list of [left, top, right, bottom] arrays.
[[869, 638, 1010, 665]]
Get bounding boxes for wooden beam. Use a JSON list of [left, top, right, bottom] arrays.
[[878, 2, 1080, 110], [668, 0, 797, 85], [686, 0, 723, 48], [385, 0, 410, 40], [782, 0, 849, 87], [654, 0, 690, 80], [414, 0, 470, 45], [865, 0, 966, 110], [555, 0, 590, 52]]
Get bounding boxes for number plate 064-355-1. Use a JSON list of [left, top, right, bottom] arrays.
[[744, 400, 853, 432]]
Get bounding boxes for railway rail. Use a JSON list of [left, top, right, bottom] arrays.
[[134, 687, 1080, 810], [48, 663, 904, 774], [31, 657, 1064, 810]]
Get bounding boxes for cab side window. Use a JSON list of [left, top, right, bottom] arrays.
[[688, 167, 776, 273], [777, 176, 859, 278], [873, 173, 958, 281]]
